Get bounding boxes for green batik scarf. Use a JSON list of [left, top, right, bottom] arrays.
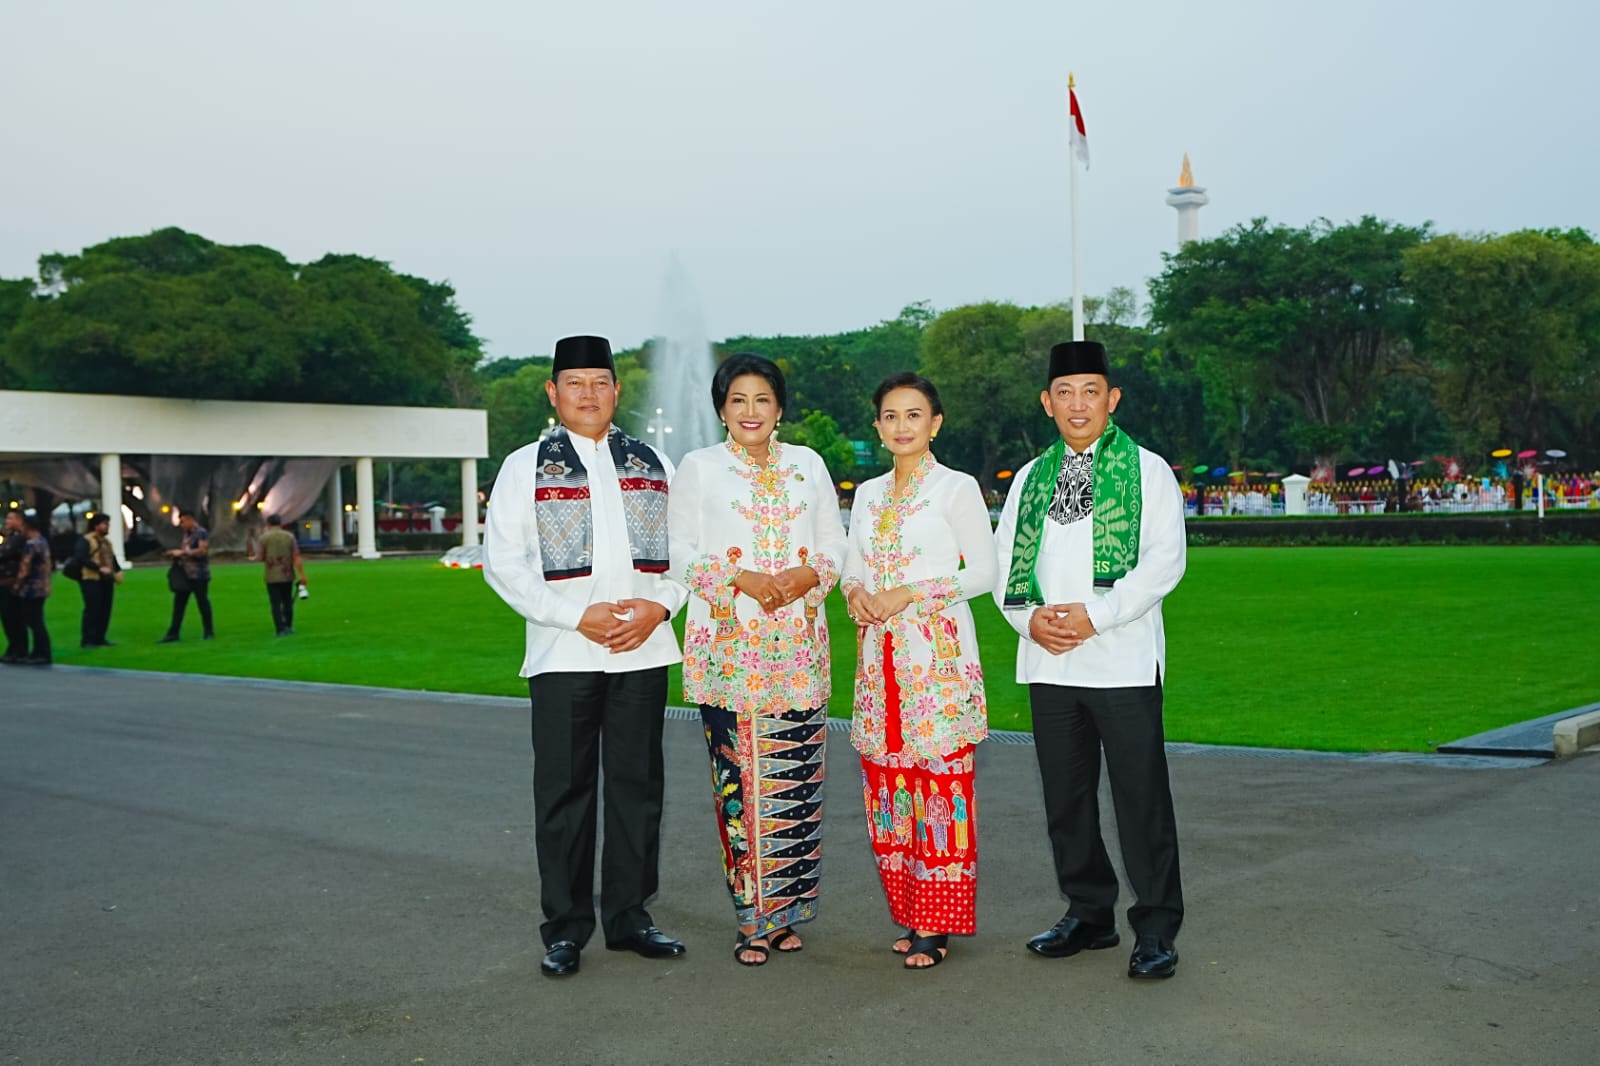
[[1003, 419, 1142, 608]]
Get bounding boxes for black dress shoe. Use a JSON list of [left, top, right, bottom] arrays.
[[540, 941, 580, 977], [1026, 915, 1120, 958], [605, 926, 686, 959], [1128, 934, 1178, 978], [22, 657, 53, 667], [157, 634, 180, 644]]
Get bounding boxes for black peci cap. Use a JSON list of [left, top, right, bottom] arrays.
[[1048, 340, 1110, 384]]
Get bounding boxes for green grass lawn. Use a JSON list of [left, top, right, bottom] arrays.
[[34, 546, 1600, 753]]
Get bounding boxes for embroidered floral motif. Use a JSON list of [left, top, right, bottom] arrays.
[[681, 441, 839, 714], [846, 457, 987, 762]]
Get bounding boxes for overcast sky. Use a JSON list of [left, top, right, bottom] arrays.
[[2, 0, 1593, 358]]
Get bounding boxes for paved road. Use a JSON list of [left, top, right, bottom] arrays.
[[3, 667, 1595, 1065]]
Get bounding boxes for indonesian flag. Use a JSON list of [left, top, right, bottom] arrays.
[[1069, 86, 1089, 169]]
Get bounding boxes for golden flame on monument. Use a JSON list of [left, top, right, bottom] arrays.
[[1177, 154, 1195, 189]]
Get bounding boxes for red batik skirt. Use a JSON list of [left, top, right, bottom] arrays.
[[859, 633, 977, 935]]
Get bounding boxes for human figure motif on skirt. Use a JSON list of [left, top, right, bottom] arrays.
[[877, 774, 892, 842], [926, 782, 953, 857], [952, 781, 971, 852]]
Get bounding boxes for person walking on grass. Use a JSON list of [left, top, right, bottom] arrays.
[[160, 510, 213, 643], [482, 334, 688, 979], [256, 514, 307, 636], [994, 339, 1189, 980]]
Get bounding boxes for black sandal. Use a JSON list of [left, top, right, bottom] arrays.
[[904, 933, 948, 969], [734, 932, 770, 967], [769, 927, 803, 953], [891, 927, 916, 954]]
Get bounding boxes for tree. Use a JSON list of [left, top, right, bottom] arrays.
[[1405, 229, 1600, 456], [919, 302, 1039, 485], [782, 410, 856, 481], [293, 252, 480, 407], [483, 363, 558, 480], [0, 278, 36, 388], [0, 228, 483, 408], [1092, 321, 1212, 471], [1083, 285, 1139, 328], [1149, 217, 1429, 469]]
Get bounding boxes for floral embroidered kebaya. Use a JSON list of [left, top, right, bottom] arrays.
[[672, 439, 844, 715], [842, 454, 997, 762]]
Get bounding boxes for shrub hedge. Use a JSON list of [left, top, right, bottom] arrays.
[[1186, 512, 1600, 546]]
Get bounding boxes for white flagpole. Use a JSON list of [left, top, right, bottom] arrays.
[[1069, 73, 1084, 342]]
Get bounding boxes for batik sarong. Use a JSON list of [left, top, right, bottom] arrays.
[[860, 633, 977, 934], [700, 702, 826, 934]]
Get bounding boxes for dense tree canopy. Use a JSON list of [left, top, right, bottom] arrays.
[[1404, 229, 1600, 457], [7, 218, 1597, 512], [0, 227, 481, 407], [1149, 217, 1429, 466]]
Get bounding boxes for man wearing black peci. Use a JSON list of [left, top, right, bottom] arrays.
[[994, 339, 1189, 979], [482, 334, 688, 978]]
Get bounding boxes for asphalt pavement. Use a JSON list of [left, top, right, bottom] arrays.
[[3, 667, 1595, 1066]]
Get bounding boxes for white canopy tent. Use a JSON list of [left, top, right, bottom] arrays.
[[1, 390, 488, 564]]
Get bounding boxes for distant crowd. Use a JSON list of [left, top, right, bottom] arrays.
[[0, 508, 308, 667]]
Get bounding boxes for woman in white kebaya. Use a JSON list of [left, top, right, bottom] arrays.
[[842, 372, 996, 970], [668, 353, 847, 967]]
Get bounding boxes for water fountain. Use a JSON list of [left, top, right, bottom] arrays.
[[647, 255, 723, 464]]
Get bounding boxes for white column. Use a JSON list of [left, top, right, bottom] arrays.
[[99, 453, 126, 565], [1282, 473, 1311, 516], [324, 468, 346, 548], [460, 458, 479, 548], [355, 457, 380, 559], [1165, 186, 1210, 246]]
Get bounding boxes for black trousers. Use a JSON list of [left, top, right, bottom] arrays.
[[1030, 681, 1184, 940], [168, 579, 214, 637], [16, 597, 51, 661], [528, 667, 668, 948], [80, 579, 115, 645], [0, 587, 25, 658], [266, 582, 294, 633]]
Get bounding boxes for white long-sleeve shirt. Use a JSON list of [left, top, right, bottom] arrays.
[[483, 428, 687, 678], [993, 441, 1187, 688]]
